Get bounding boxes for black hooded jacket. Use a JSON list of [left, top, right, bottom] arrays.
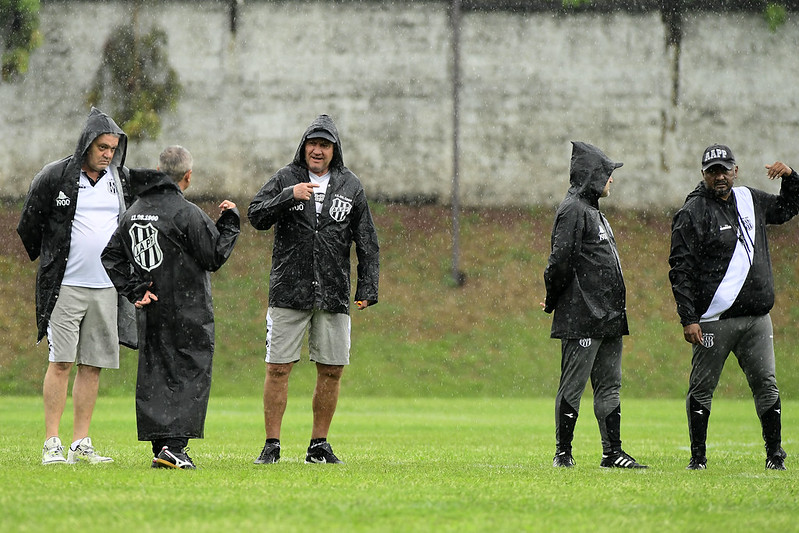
[[17, 107, 136, 345], [543, 142, 628, 339], [101, 169, 240, 439], [668, 172, 799, 326], [248, 114, 379, 314]]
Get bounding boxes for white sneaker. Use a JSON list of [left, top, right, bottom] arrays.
[[42, 436, 67, 465], [66, 437, 114, 464]]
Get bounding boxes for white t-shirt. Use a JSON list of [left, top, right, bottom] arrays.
[[62, 169, 119, 288], [309, 170, 330, 220]]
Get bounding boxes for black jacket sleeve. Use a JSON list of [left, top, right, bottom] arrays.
[[668, 206, 702, 326], [185, 206, 241, 272], [16, 169, 53, 261], [543, 203, 581, 314], [247, 172, 300, 231], [351, 189, 380, 304], [763, 169, 799, 224]]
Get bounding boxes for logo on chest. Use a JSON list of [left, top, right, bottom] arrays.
[[55, 191, 70, 207], [598, 224, 608, 242], [329, 196, 353, 222], [129, 223, 163, 272]]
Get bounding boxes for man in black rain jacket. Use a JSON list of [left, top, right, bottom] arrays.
[[249, 114, 379, 465], [18, 107, 135, 465], [102, 146, 240, 469], [543, 141, 646, 469], [669, 144, 799, 471]]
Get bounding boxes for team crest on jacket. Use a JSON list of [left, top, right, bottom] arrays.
[[129, 223, 163, 272], [579, 338, 592, 348], [329, 196, 353, 222], [701, 333, 714, 349]]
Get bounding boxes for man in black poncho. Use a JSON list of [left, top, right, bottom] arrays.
[[18, 107, 136, 465], [248, 114, 379, 465], [102, 146, 240, 469], [542, 141, 646, 469]]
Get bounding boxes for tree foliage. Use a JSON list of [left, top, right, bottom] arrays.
[[764, 2, 788, 31], [0, 0, 42, 81], [86, 23, 181, 141]]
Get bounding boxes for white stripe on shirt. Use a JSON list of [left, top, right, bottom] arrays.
[[701, 187, 756, 322]]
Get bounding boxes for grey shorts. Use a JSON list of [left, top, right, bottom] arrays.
[[47, 285, 119, 368], [265, 307, 351, 365]]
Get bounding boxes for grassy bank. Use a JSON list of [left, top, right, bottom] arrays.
[[2, 201, 799, 398]]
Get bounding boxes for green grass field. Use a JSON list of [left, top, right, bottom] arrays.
[[2, 203, 799, 531], [1, 396, 796, 532]]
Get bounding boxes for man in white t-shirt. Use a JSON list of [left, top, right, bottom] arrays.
[[18, 108, 135, 465]]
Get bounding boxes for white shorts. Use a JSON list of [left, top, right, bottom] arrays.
[[265, 307, 351, 366], [47, 285, 119, 368]]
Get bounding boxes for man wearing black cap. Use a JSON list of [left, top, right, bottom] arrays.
[[669, 144, 799, 471], [248, 114, 379, 465], [542, 141, 647, 469]]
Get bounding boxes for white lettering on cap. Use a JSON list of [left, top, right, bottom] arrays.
[[704, 148, 728, 162]]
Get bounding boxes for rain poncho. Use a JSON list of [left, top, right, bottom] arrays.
[[543, 142, 628, 339], [17, 107, 136, 347], [101, 169, 240, 440], [248, 114, 379, 313], [668, 171, 799, 326]]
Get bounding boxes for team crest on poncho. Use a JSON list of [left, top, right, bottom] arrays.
[[130, 223, 163, 272], [701, 333, 714, 349], [329, 196, 353, 222]]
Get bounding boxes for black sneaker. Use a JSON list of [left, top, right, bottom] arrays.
[[686, 455, 707, 470], [600, 450, 647, 469], [305, 442, 343, 464], [766, 448, 787, 471], [155, 446, 196, 469], [553, 451, 575, 468], [254, 442, 281, 464]]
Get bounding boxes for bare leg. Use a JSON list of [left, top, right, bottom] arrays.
[[311, 363, 344, 439], [72, 365, 101, 441], [43, 362, 73, 439], [264, 362, 294, 439]]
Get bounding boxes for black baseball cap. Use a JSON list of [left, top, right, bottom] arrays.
[[702, 144, 735, 171], [307, 130, 336, 143]]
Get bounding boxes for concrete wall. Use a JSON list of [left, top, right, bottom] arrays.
[[1, 2, 798, 208]]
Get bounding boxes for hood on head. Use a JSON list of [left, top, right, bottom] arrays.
[[74, 107, 128, 169], [293, 114, 344, 171], [568, 141, 622, 201], [129, 168, 180, 197]]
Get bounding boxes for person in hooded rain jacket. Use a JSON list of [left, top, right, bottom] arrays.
[[669, 144, 799, 471], [102, 146, 240, 469], [248, 114, 379, 465], [542, 141, 646, 469], [18, 107, 136, 465]]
